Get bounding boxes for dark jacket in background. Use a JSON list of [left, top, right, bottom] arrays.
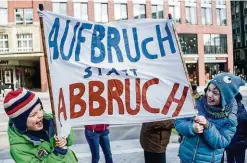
[[226, 102, 247, 150], [140, 120, 174, 153]]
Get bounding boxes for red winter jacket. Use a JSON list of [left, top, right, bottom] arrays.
[[85, 124, 109, 132]]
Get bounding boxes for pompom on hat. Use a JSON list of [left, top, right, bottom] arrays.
[[4, 88, 42, 132], [207, 72, 245, 108]]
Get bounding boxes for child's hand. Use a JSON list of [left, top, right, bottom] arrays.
[[192, 122, 204, 134], [54, 136, 67, 149], [194, 116, 208, 128]]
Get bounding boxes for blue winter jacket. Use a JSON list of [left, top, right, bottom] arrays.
[[226, 102, 247, 151], [175, 97, 237, 163]]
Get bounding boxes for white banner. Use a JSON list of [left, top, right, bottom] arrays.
[[40, 11, 196, 136]]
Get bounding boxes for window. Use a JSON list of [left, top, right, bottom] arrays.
[[216, 8, 227, 25], [201, 0, 212, 4], [233, 35, 237, 48], [185, 0, 197, 3], [236, 34, 241, 48], [17, 34, 32, 52], [52, 2, 67, 15], [201, 0, 212, 25], [0, 8, 7, 25], [74, 3, 88, 20], [169, 5, 180, 23], [205, 63, 225, 83], [245, 33, 247, 46], [232, 5, 235, 20], [94, 3, 108, 23], [216, 0, 226, 26], [244, 2, 247, 15], [216, 0, 226, 5], [235, 5, 239, 18], [0, 1, 8, 25], [151, 5, 163, 19], [245, 17, 247, 31], [134, 4, 146, 19], [186, 6, 197, 24], [236, 21, 240, 33], [114, 3, 127, 20], [178, 34, 198, 54], [204, 34, 227, 54], [0, 35, 8, 52], [186, 63, 198, 85], [201, 8, 212, 25], [237, 34, 241, 43], [15, 9, 33, 24], [235, 51, 240, 61], [232, 22, 236, 34], [185, 0, 197, 24]]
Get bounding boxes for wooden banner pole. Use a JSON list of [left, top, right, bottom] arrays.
[[168, 14, 198, 113], [38, 4, 59, 131]]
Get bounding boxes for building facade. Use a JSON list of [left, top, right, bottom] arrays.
[[231, 1, 247, 78], [0, 0, 233, 91], [0, 1, 44, 91]]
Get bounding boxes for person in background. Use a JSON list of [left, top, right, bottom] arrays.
[[225, 92, 247, 163], [175, 72, 245, 163], [0, 81, 6, 97], [15, 79, 20, 90], [140, 120, 174, 163], [191, 83, 200, 99], [4, 88, 78, 163], [84, 124, 113, 163]]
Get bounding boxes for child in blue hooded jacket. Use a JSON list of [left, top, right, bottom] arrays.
[[175, 72, 245, 163]]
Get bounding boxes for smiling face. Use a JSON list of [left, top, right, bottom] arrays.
[[206, 83, 221, 106], [26, 104, 43, 131]]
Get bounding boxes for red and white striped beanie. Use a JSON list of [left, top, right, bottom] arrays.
[[4, 88, 42, 131]]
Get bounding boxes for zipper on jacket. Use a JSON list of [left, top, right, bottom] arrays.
[[192, 136, 200, 163]]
